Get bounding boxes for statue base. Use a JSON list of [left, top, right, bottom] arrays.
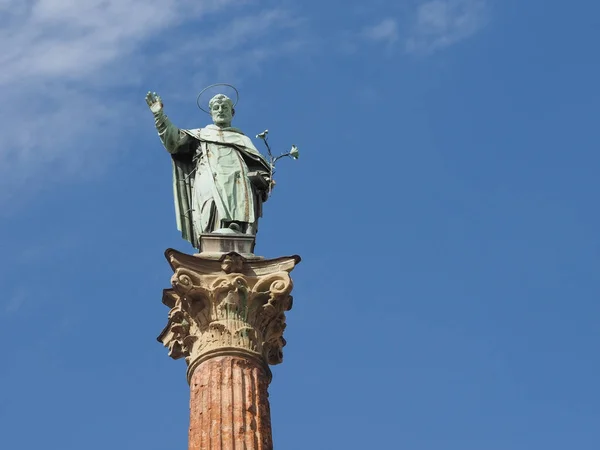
[[198, 232, 257, 259]]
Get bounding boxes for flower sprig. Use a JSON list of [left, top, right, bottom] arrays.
[[256, 129, 299, 195]]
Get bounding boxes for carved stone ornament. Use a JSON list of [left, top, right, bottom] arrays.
[[157, 249, 300, 382]]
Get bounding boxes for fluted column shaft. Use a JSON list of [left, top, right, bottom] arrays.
[[189, 355, 272, 450]]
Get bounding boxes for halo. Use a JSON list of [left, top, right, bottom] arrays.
[[196, 83, 239, 114]]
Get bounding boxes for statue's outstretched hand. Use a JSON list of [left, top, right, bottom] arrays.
[[145, 91, 163, 113]]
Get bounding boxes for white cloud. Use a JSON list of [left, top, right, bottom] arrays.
[[0, 0, 230, 85], [0, 0, 305, 206], [406, 0, 488, 53], [362, 18, 399, 45]]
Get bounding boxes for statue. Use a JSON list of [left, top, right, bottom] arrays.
[[145, 88, 284, 250]]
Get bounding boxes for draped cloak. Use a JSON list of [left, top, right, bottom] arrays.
[[169, 124, 270, 249]]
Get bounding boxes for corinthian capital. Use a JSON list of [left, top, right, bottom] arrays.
[[157, 249, 300, 382]]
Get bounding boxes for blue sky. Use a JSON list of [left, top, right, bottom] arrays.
[[1, 0, 599, 448]]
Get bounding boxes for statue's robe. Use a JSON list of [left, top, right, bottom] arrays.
[[157, 118, 269, 248]]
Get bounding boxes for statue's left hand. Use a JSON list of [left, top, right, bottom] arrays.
[[145, 91, 163, 113]]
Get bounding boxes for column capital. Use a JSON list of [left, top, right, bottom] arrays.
[[157, 249, 300, 383]]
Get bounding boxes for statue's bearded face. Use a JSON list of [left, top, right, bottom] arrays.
[[209, 95, 234, 127]]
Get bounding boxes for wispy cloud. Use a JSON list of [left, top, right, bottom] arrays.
[[0, 1, 306, 205], [155, 9, 306, 91], [0, 0, 230, 85], [362, 18, 399, 46], [406, 0, 489, 53]]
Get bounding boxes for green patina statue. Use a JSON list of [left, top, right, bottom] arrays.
[[146, 91, 273, 249]]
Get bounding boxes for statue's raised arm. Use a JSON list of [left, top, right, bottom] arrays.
[[146, 91, 191, 155]]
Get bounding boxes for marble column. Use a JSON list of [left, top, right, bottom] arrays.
[[158, 249, 300, 450]]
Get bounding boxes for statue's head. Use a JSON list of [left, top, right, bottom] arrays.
[[208, 94, 235, 127]]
